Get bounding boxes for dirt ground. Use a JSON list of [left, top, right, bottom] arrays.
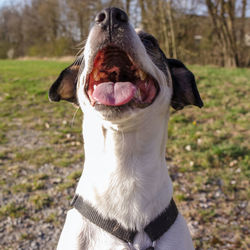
[[0, 60, 249, 249]]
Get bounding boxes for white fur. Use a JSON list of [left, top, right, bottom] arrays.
[[57, 23, 194, 250]]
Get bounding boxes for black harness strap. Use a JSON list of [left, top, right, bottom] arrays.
[[71, 195, 137, 243], [144, 199, 178, 242], [71, 195, 178, 248]]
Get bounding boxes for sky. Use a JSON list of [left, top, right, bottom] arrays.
[[0, 0, 249, 17]]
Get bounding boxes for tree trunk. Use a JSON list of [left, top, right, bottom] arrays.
[[139, 0, 148, 30], [205, 0, 239, 67], [158, 0, 170, 56], [167, 0, 177, 58], [125, 0, 131, 17]]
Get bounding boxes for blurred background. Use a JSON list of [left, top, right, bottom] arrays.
[[0, 1, 249, 250], [0, 0, 249, 67]]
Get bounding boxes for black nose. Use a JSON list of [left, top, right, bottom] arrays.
[[95, 7, 128, 29]]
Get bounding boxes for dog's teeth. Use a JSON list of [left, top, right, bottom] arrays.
[[128, 55, 134, 63], [93, 68, 100, 81], [134, 88, 139, 98], [99, 72, 106, 79], [135, 88, 142, 101], [94, 85, 97, 90], [138, 70, 147, 81]]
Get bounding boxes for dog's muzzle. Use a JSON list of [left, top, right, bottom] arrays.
[[83, 8, 159, 109]]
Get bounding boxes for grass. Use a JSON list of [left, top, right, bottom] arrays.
[[0, 202, 26, 218], [168, 65, 249, 177], [0, 60, 249, 249], [0, 60, 84, 222], [167, 65, 249, 249], [29, 193, 53, 210]]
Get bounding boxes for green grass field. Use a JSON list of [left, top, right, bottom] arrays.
[[0, 60, 249, 249]]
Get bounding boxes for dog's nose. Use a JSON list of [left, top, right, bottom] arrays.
[[95, 7, 128, 29], [110, 7, 128, 25]]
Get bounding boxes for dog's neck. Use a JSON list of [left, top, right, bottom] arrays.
[[76, 108, 173, 230]]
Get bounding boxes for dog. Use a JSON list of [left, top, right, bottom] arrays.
[[49, 7, 203, 250]]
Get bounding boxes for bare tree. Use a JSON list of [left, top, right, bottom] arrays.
[[238, 0, 248, 66], [166, 0, 177, 58], [138, 0, 177, 58], [125, 0, 132, 16], [205, 0, 240, 67], [0, 5, 25, 57], [0, 0, 248, 66]]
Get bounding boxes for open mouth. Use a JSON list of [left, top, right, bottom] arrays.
[[86, 46, 159, 108]]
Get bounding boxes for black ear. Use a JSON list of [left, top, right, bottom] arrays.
[[167, 59, 203, 110], [49, 59, 83, 104]]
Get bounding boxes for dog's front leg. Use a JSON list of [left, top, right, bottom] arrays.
[[57, 208, 85, 250]]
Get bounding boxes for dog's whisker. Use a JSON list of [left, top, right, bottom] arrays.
[[76, 39, 87, 49], [73, 55, 83, 66], [70, 106, 80, 127], [76, 40, 87, 55]]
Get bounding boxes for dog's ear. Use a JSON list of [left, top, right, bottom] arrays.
[[49, 59, 83, 105], [167, 59, 203, 110]]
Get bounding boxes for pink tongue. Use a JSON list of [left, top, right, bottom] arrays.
[[92, 82, 136, 106]]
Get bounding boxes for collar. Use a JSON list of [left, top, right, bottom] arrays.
[[71, 195, 178, 249]]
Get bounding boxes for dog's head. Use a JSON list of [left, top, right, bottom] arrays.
[[49, 7, 203, 124]]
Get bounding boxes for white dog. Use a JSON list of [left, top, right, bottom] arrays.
[[49, 7, 203, 250]]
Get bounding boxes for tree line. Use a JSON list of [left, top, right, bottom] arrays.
[[0, 0, 249, 67]]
